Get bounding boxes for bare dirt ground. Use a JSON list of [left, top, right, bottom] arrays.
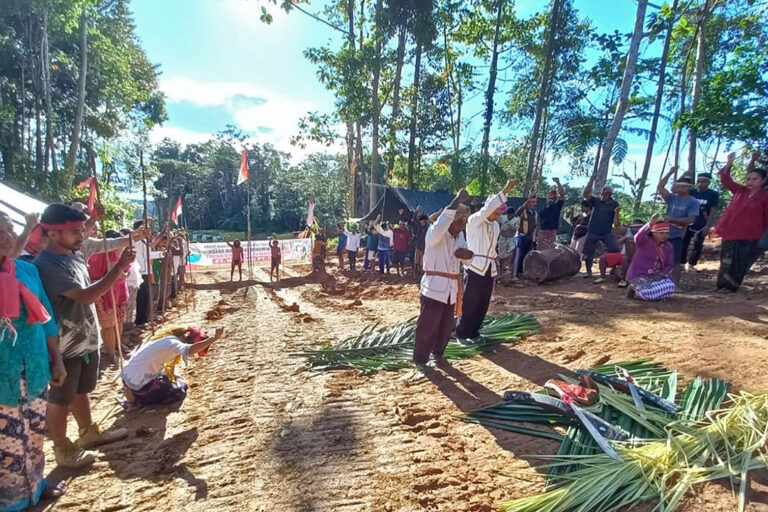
[[33, 245, 768, 512]]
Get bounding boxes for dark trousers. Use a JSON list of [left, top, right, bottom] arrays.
[[682, 228, 707, 266], [135, 274, 151, 325], [456, 268, 493, 339], [583, 232, 619, 274], [378, 249, 390, 274], [515, 235, 534, 275], [413, 295, 455, 364], [718, 240, 761, 291], [347, 250, 357, 271]]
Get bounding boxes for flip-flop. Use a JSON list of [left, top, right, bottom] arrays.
[[593, 278, 606, 284], [544, 379, 599, 406], [41, 480, 67, 500]]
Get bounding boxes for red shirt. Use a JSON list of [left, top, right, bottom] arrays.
[[715, 170, 768, 241], [393, 227, 411, 251]]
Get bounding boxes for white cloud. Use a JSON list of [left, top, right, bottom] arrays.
[[155, 75, 344, 162], [149, 125, 213, 147]]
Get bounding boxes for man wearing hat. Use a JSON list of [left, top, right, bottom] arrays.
[[413, 189, 473, 371], [683, 171, 720, 272], [456, 179, 516, 341], [657, 167, 701, 284]]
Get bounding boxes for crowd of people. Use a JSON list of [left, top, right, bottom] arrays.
[[0, 202, 223, 511], [333, 152, 767, 303]]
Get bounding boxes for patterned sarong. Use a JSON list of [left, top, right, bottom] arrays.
[[632, 277, 676, 301], [130, 375, 188, 406], [0, 379, 47, 512]]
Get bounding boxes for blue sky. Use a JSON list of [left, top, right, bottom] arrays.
[[133, 0, 673, 186]]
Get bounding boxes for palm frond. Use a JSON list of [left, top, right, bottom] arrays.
[[294, 314, 540, 373]]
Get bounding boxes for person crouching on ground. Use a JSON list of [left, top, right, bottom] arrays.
[[626, 215, 676, 301], [270, 240, 282, 282], [122, 326, 224, 407], [413, 189, 473, 372], [33, 204, 130, 469], [226, 239, 244, 281], [456, 179, 516, 341]]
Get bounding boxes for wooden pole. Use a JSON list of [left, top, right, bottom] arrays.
[[246, 182, 253, 280], [89, 148, 124, 371], [140, 150, 155, 332], [183, 214, 197, 312]]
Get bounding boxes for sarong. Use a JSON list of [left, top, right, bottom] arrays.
[[0, 379, 47, 512], [632, 276, 676, 301], [718, 240, 761, 291], [129, 375, 188, 406]]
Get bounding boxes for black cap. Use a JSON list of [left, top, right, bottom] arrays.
[[697, 172, 713, 180]]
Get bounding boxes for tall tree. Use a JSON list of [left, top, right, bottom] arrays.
[[477, 0, 504, 196], [523, 0, 563, 196], [594, 0, 648, 191], [686, 0, 714, 176], [64, 4, 88, 179], [634, 0, 679, 214], [369, 0, 385, 207]]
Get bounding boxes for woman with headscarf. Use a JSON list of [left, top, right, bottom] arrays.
[[121, 325, 224, 407], [626, 215, 675, 301], [714, 152, 768, 292], [0, 212, 68, 510]]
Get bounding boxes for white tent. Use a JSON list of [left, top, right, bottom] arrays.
[[0, 181, 48, 230]]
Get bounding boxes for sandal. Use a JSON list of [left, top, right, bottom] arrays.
[[41, 480, 67, 500], [593, 277, 606, 284]]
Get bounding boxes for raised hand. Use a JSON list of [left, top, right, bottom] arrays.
[[24, 213, 40, 231], [456, 188, 470, 203], [118, 247, 136, 268], [503, 179, 517, 194], [727, 152, 736, 164], [552, 177, 561, 184], [92, 203, 106, 221]]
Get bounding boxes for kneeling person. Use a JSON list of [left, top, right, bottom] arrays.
[[122, 326, 224, 406]]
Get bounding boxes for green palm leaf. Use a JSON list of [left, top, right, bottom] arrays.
[[294, 314, 540, 373]]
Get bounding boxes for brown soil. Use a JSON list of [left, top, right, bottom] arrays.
[[33, 253, 768, 512]]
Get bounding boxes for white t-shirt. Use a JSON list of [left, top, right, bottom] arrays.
[[121, 335, 191, 390], [345, 233, 361, 252]]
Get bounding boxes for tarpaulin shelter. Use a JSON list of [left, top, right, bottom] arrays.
[[355, 186, 548, 224], [0, 181, 48, 230]]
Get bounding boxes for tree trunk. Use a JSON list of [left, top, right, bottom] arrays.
[[634, 0, 678, 216], [35, 97, 43, 175], [478, 0, 504, 197], [41, 9, 58, 175], [594, 0, 648, 192], [369, 0, 384, 209], [355, 122, 366, 213], [345, 0, 356, 216], [687, 0, 711, 177], [406, 42, 423, 189], [65, 5, 88, 177], [523, 0, 563, 197], [386, 26, 406, 178], [522, 245, 581, 283]]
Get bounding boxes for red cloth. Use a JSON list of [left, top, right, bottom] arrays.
[[393, 227, 411, 251], [0, 258, 50, 326], [716, 170, 768, 241], [604, 252, 624, 267], [88, 250, 129, 310]]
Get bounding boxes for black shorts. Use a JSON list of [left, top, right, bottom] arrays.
[[48, 351, 100, 405]]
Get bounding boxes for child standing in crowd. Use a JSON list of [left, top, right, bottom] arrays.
[[374, 215, 393, 275], [364, 225, 379, 271], [226, 239, 244, 281], [270, 240, 282, 282], [344, 227, 361, 271], [392, 222, 411, 277]]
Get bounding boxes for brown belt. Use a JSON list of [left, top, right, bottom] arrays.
[[424, 270, 463, 316]]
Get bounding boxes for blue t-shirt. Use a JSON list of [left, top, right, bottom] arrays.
[[337, 232, 347, 251], [365, 233, 379, 250], [539, 199, 564, 230], [665, 194, 701, 239]]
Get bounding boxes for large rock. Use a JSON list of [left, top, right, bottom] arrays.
[[523, 244, 581, 283]]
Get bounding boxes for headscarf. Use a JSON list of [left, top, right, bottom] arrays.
[[0, 258, 51, 344]]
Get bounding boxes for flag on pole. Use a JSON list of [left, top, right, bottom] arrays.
[[306, 195, 315, 227], [237, 149, 249, 185], [171, 197, 183, 223], [76, 177, 97, 214]]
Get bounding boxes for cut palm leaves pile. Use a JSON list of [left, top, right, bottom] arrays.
[[498, 391, 768, 512], [294, 314, 540, 372]]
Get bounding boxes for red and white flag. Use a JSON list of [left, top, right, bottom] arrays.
[[171, 197, 183, 223], [306, 195, 315, 227], [236, 149, 249, 185], [76, 177, 97, 214]]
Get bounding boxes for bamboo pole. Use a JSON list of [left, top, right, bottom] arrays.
[[89, 149, 124, 371], [183, 214, 197, 312], [140, 150, 155, 333], [246, 182, 253, 280]]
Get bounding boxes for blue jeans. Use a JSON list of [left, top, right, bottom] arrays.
[[378, 249, 390, 273], [515, 235, 533, 276]]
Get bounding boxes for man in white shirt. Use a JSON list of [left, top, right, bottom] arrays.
[[344, 227, 361, 271], [413, 189, 473, 368], [373, 216, 393, 274], [456, 180, 516, 340]]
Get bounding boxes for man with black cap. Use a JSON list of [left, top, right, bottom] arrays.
[[658, 167, 701, 284], [683, 171, 720, 272]]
